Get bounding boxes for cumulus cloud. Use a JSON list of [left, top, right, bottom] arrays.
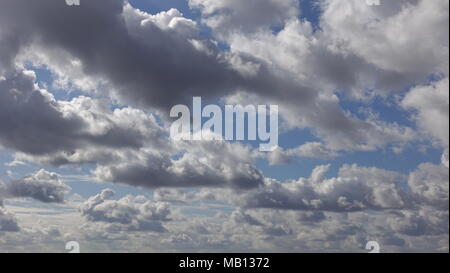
[[402, 78, 449, 149], [263, 142, 338, 165], [7, 169, 70, 203], [321, 0, 449, 79], [80, 189, 171, 232], [240, 164, 408, 212], [231, 209, 264, 226], [93, 140, 263, 189], [189, 0, 299, 38], [388, 208, 449, 237], [408, 163, 449, 210], [297, 211, 327, 224], [214, 0, 447, 151]]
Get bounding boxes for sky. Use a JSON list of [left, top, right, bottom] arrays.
[[0, 0, 448, 253]]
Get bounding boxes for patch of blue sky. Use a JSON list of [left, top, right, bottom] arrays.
[[299, 0, 322, 31], [338, 95, 415, 128], [256, 157, 331, 181], [0, 150, 14, 182]]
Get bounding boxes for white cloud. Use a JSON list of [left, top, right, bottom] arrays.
[[189, 0, 299, 38], [240, 164, 407, 212], [402, 78, 449, 149], [408, 163, 449, 210], [80, 189, 171, 232]]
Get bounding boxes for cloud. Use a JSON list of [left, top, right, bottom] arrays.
[[0, 206, 20, 232], [80, 189, 171, 233], [212, 0, 446, 152], [263, 142, 338, 165], [189, 0, 299, 38], [0, 0, 244, 110], [402, 78, 449, 149], [321, 0, 449, 79], [0, 68, 165, 158], [388, 208, 449, 237], [93, 140, 263, 189], [240, 164, 408, 212], [297, 211, 327, 224], [231, 209, 264, 226], [154, 188, 218, 203], [408, 163, 449, 210], [7, 169, 70, 203]]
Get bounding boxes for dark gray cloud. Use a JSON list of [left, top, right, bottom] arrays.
[[231, 210, 264, 226], [0, 69, 84, 155], [93, 140, 263, 189], [0, 68, 165, 157], [7, 169, 70, 203], [0, 0, 310, 111]]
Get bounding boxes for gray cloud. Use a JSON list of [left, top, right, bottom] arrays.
[[0, 0, 273, 110], [388, 208, 449, 237], [189, 0, 299, 38], [408, 163, 449, 210], [0, 206, 20, 232], [80, 189, 171, 233], [93, 140, 263, 189], [7, 169, 70, 203], [231, 209, 264, 226], [297, 211, 327, 224], [240, 164, 408, 212], [0, 68, 165, 157]]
